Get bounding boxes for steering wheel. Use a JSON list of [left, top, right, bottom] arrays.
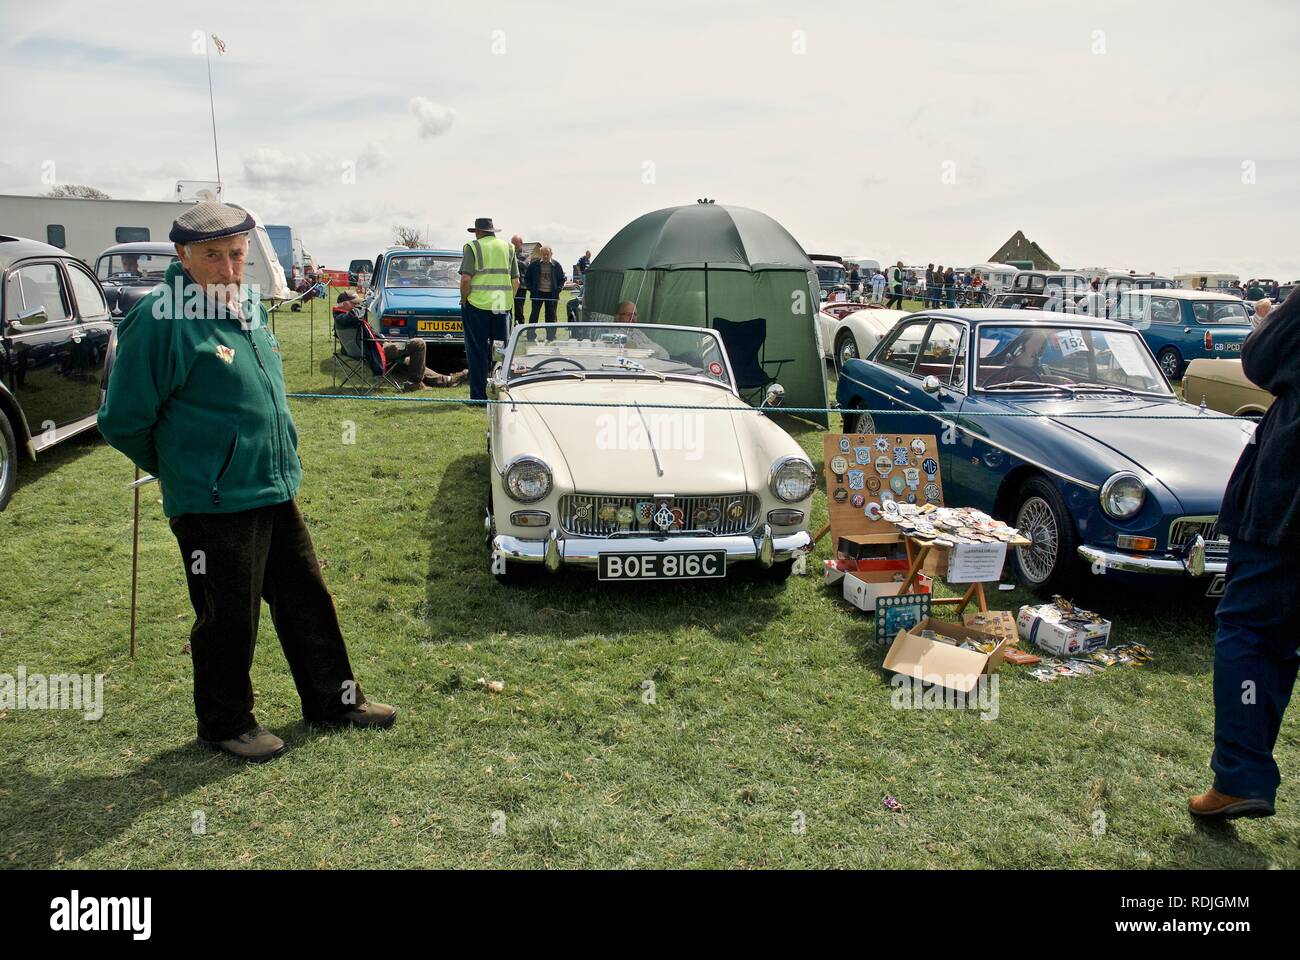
[[528, 356, 585, 371]]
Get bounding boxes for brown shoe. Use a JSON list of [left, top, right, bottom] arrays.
[[1188, 787, 1274, 820], [200, 725, 287, 763], [318, 700, 398, 730]]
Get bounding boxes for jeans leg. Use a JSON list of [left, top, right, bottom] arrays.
[[260, 501, 362, 722], [1211, 540, 1300, 801], [169, 509, 274, 742]]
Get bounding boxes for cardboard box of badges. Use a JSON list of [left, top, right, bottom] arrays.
[[842, 568, 930, 612], [883, 617, 1011, 693], [825, 533, 908, 588], [1016, 603, 1112, 656]]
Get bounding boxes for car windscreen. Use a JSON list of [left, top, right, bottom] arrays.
[[1192, 300, 1250, 324], [507, 325, 732, 388], [384, 255, 459, 288], [975, 325, 1170, 394], [816, 266, 846, 284], [97, 253, 176, 281]]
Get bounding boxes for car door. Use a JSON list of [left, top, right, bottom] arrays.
[[63, 258, 115, 414], [2, 260, 91, 445], [864, 318, 967, 475]]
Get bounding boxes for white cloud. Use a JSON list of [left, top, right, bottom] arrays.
[[409, 97, 455, 139]]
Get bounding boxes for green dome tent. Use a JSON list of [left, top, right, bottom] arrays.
[[583, 202, 828, 425]]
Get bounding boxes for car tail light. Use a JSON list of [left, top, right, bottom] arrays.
[[1204, 331, 1213, 350], [1116, 535, 1157, 551]]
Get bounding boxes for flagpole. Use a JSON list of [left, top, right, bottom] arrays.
[[205, 36, 222, 184]]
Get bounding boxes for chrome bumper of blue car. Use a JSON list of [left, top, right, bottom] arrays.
[[492, 525, 813, 572], [1077, 537, 1227, 577]]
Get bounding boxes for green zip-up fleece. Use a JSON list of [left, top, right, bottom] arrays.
[[97, 261, 301, 517]]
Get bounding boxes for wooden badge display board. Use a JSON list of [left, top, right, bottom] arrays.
[[821, 432, 945, 543]]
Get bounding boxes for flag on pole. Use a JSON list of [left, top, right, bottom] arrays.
[[212, 34, 226, 55]]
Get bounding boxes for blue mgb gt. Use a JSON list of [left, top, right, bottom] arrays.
[[835, 309, 1254, 593], [366, 247, 465, 346]]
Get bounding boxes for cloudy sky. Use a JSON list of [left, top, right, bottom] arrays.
[[2, 0, 1297, 280]]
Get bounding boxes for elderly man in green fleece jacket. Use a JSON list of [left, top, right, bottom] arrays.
[[97, 202, 396, 762]]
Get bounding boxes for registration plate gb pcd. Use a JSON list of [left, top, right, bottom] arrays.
[[417, 320, 463, 332]]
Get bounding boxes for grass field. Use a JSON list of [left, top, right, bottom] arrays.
[[1, 291, 1295, 869]]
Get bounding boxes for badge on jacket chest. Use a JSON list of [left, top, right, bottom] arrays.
[[215, 344, 235, 365]]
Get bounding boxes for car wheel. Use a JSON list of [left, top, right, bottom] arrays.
[[1011, 476, 1079, 594], [841, 405, 876, 435], [834, 330, 859, 376], [1157, 347, 1183, 381], [0, 410, 15, 512]]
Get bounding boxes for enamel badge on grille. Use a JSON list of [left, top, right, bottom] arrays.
[[653, 503, 675, 531]]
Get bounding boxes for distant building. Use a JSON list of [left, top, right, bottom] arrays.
[[988, 230, 1059, 271]]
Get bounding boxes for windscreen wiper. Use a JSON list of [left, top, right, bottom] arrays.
[[981, 380, 1072, 392]]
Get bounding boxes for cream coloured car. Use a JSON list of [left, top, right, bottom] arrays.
[[486, 323, 816, 584]]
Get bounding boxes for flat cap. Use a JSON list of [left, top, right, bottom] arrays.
[[169, 201, 256, 244]]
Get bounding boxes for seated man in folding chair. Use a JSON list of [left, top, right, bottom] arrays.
[[336, 292, 467, 390]]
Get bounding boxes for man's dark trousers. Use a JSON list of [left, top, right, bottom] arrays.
[[463, 300, 508, 402], [886, 283, 903, 308], [513, 291, 527, 325], [528, 297, 559, 340], [169, 500, 362, 742], [1211, 539, 1300, 802]]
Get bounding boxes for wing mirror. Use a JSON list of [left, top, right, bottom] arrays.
[[486, 376, 504, 401], [762, 383, 785, 408], [13, 305, 48, 328], [491, 343, 505, 365], [922, 375, 943, 395]]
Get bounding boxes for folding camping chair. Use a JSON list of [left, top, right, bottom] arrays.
[[712, 317, 795, 404], [332, 308, 404, 393]]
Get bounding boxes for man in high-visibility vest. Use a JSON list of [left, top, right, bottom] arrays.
[[458, 217, 520, 402]]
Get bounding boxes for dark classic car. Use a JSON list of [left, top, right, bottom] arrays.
[[1110, 288, 1254, 381], [366, 247, 463, 345], [94, 241, 179, 320], [1, 236, 116, 510], [835, 309, 1251, 593]]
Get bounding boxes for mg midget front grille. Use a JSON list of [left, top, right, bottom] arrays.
[[559, 493, 760, 538], [1169, 516, 1229, 557]]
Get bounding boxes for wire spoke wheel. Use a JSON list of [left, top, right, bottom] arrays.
[[1016, 496, 1059, 584], [837, 335, 858, 371]]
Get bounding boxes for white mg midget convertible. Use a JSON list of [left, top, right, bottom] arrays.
[[486, 323, 816, 584]]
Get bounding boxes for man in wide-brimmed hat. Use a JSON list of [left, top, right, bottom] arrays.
[[458, 217, 520, 402], [97, 201, 397, 763]]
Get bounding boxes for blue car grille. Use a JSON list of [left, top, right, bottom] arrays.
[[1169, 517, 1228, 557]]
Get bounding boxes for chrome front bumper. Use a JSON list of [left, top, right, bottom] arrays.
[[1077, 535, 1226, 577], [492, 524, 813, 572]]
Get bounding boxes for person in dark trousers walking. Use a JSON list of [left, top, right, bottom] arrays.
[[924, 263, 935, 307], [96, 202, 397, 763], [524, 246, 566, 338], [885, 260, 905, 308], [1190, 286, 1300, 820], [458, 217, 520, 402], [511, 234, 529, 324]]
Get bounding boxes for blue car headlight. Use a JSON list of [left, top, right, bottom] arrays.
[[1100, 472, 1146, 520]]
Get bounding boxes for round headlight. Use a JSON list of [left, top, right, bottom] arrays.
[[1100, 471, 1146, 520], [504, 456, 553, 503], [770, 457, 816, 503]]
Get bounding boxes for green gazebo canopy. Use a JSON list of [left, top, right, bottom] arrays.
[[583, 202, 827, 424]]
